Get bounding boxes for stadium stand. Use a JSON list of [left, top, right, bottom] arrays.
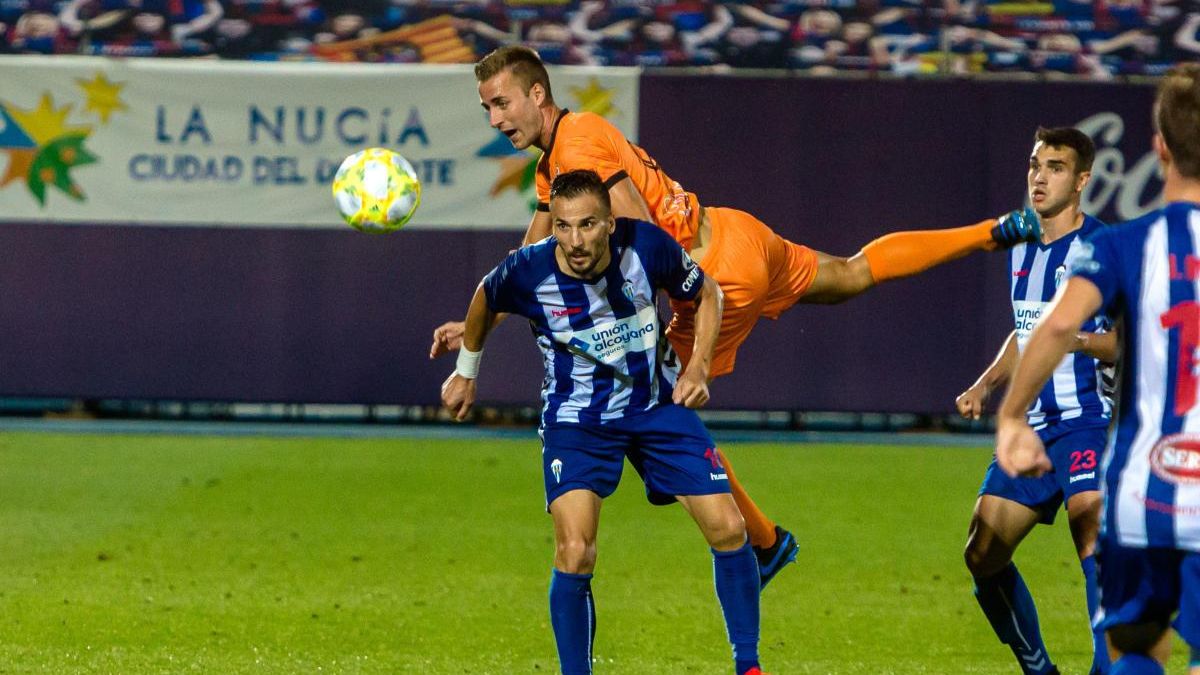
[[1, 0, 1195, 77]]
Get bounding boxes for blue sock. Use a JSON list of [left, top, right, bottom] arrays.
[[549, 569, 595, 675], [1109, 653, 1164, 674], [712, 541, 760, 674], [1081, 555, 1110, 674], [973, 562, 1055, 674]]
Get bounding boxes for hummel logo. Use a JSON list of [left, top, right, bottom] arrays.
[[1020, 648, 1046, 670], [552, 306, 584, 317], [1013, 270, 1030, 277]]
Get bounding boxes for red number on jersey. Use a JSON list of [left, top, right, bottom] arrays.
[[1160, 300, 1200, 417]]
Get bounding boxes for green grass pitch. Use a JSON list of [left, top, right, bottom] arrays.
[[0, 430, 1189, 673]]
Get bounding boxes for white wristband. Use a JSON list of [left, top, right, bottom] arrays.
[[455, 346, 482, 379]]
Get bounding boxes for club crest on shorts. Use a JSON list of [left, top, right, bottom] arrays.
[[550, 458, 563, 483]]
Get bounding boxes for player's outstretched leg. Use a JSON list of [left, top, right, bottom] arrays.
[[717, 449, 798, 589], [800, 210, 1041, 305], [678, 493, 762, 675], [860, 208, 1039, 284]]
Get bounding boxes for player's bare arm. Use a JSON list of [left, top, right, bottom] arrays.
[[956, 331, 1017, 420], [996, 277, 1104, 478], [440, 284, 499, 421], [674, 275, 723, 409], [430, 314, 513, 358]]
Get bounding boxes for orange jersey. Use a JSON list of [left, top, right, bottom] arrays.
[[535, 110, 703, 248], [667, 207, 818, 377]]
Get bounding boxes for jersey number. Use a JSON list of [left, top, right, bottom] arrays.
[[1069, 449, 1097, 472], [1160, 300, 1200, 417]]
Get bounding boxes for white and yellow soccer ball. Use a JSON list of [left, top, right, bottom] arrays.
[[331, 148, 421, 233]]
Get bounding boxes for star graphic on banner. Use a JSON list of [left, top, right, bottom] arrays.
[[570, 77, 616, 117], [76, 72, 128, 124], [27, 133, 97, 204], [0, 91, 105, 205], [7, 94, 92, 145]]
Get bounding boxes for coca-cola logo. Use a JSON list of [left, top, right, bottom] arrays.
[[1149, 433, 1200, 485], [1073, 112, 1163, 222]]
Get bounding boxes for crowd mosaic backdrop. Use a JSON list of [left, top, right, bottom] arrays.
[[1, 0, 1195, 78]]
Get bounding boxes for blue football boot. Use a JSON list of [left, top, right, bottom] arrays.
[[755, 525, 798, 590]]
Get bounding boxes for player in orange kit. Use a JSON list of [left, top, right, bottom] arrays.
[[432, 45, 1038, 588]]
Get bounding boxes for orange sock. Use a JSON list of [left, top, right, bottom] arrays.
[[717, 448, 777, 549], [861, 219, 997, 283]]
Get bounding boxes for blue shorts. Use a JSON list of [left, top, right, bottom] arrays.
[[979, 419, 1107, 524], [540, 404, 731, 509], [1094, 537, 1200, 649]]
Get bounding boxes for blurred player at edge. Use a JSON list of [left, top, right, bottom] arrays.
[[442, 170, 765, 675], [431, 44, 1040, 587], [996, 64, 1200, 675], [956, 127, 1116, 675]]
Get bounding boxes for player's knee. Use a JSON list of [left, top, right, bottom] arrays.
[[1108, 620, 1171, 656], [843, 254, 876, 295], [555, 536, 597, 574], [963, 539, 1006, 578], [704, 511, 747, 551]]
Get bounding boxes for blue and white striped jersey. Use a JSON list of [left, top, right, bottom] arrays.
[[482, 218, 704, 426], [1072, 202, 1200, 552], [1011, 214, 1112, 430]]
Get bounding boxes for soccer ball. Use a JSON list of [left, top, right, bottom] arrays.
[[331, 148, 421, 233]]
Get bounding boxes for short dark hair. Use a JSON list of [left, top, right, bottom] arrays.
[[1034, 126, 1096, 173], [1156, 64, 1200, 179], [474, 45, 554, 102], [549, 170, 611, 215]]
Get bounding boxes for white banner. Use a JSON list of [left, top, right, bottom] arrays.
[[0, 56, 640, 229]]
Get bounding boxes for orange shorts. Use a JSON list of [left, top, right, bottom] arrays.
[[667, 207, 818, 377]]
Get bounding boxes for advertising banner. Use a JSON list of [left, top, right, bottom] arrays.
[[0, 56, 639, 229]]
